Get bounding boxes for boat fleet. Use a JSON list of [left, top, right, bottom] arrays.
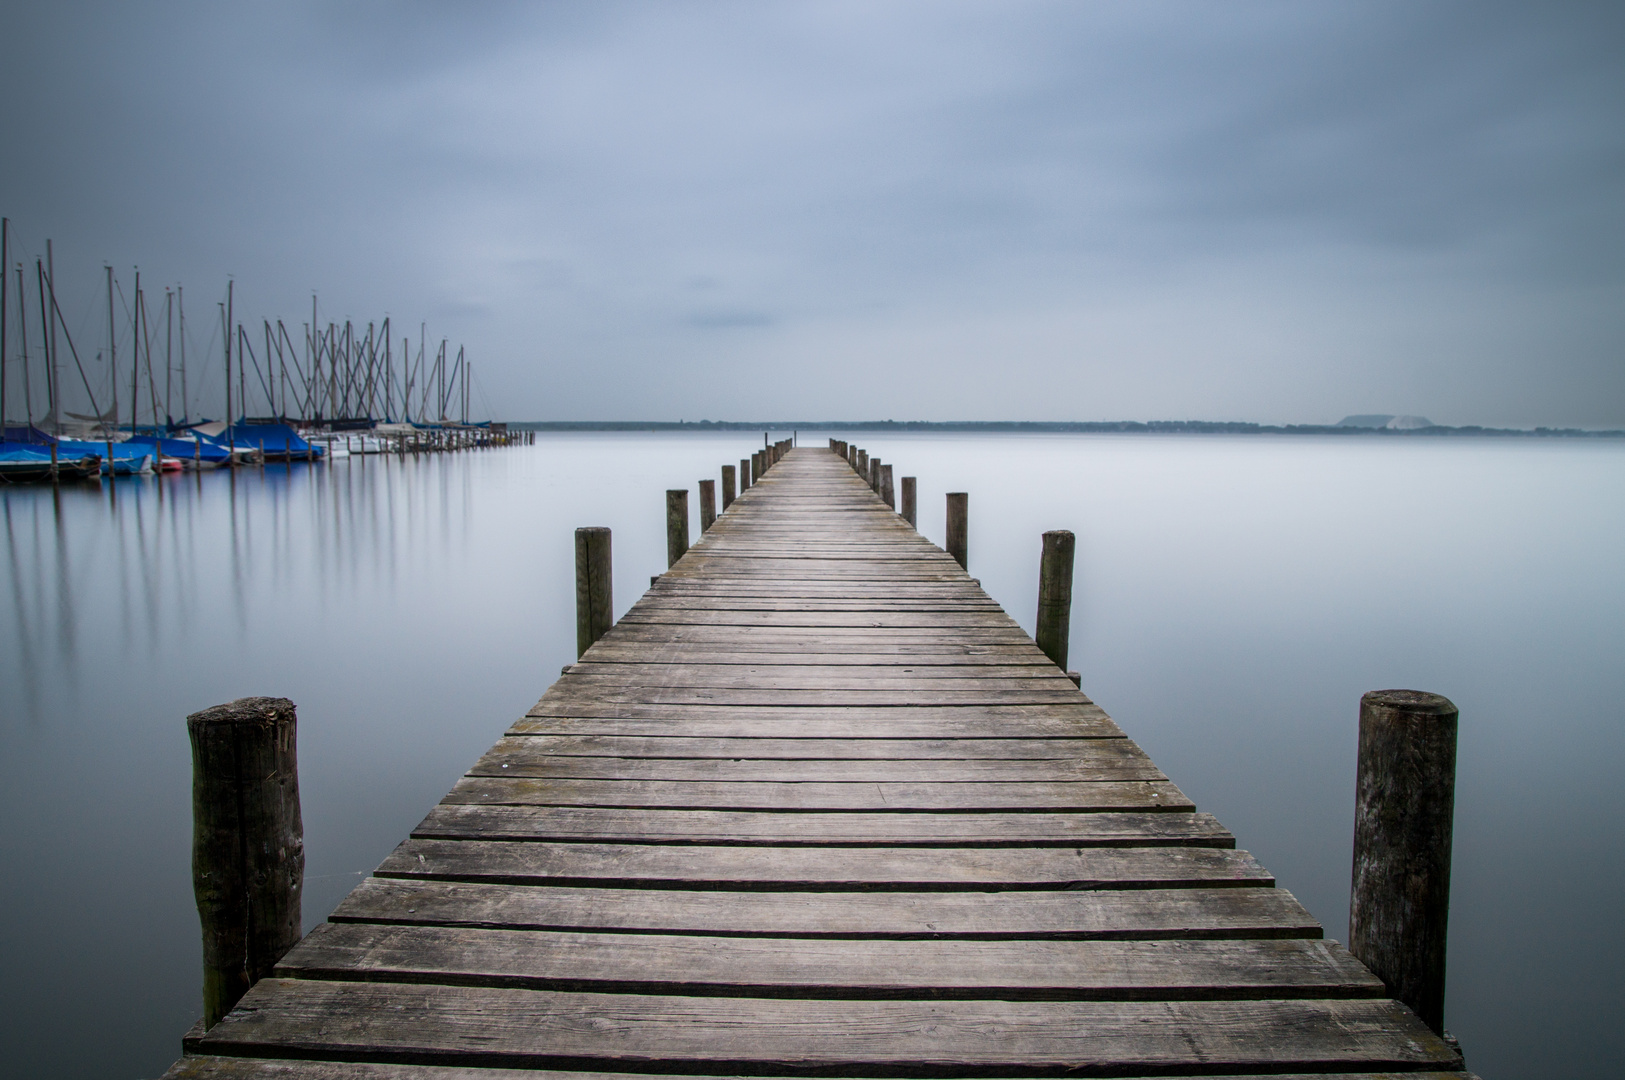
[[0, 217, 523, 485]]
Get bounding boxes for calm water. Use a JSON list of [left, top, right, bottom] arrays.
[[2, 432, 1621, 1078]]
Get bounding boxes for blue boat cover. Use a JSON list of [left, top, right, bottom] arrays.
[[224, 423, 324, 456]]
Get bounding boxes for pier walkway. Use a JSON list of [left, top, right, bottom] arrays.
[[169, 447, 1470, 1079]]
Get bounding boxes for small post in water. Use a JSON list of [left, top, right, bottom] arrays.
[[575, 527, 613, 657], [1035, 530, 1075, 673], [721, 465, 736, 510], [901, 476, 917, 527], [1350, 689, 1458, 1036], [666, 488, 690, 567], [946, 492, 968, 570], [880, 463, 895, 510], [699, 479, 717, 532], [188, 697, 304, 1030]]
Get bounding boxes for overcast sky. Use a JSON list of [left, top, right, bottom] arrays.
[[3, 1, 1621, 426]]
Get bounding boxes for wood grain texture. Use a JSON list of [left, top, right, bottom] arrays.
[[188, 980, 1463, 1073], [165, 448, 1446, 1079]]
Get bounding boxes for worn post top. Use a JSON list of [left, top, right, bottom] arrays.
[[170, 448, 1470, 1080]]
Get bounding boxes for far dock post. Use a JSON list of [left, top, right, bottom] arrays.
[[666, 489, 690, 567], [901, 476, 917, 527], [1035, 529, 1075, 674], [1350, 689, 1458, 1035], [721, 465, 736, 510], [699, 479, 717, 532], [187, 697, 304, 1030], [946, 491, 968, 570], [575, 527, 613, 656]]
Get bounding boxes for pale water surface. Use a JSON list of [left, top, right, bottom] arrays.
[[1, 433, 1621, 1078]]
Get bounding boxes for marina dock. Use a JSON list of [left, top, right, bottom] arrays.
[[165, 446, 1470, 1078]]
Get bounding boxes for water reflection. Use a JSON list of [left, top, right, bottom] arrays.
[[1, 434, 1621, 1080]]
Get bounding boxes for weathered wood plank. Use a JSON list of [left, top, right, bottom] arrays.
[[412, 805, 1234, 847], [509, 710, 1123, 740], [166, 1061, 1480, 1080], [444, 776, 1192, 811], [374, 839, 1270, 890], [483, 735, 1150, 761], [188, 982, 1464, 1074], [279, 923, 1382, 1000], [331, 880, 1318, 939]]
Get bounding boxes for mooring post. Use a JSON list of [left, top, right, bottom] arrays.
[[721, 465, 736, 510], [751, 452, 762, 484], [666, 489, 690, 567], [857, 449, 868, 479], [868, 457, 880, 492], [880, 463, 895, 509], [739, 457, 751, 491], [1350, 689, 1458, 1035], [187, 697, 304, 1030], [847, 445, 856, 470], [575, 526, 613, 657], [699, 479, 717, 532], [900, 476, 917, 527], [1035, 530, 1075, 674], [946, 492, 968, 570]]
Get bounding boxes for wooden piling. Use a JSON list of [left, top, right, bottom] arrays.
[[880, 463, 895, 509], [187, 697, 304, 1030], [946, 491, 968, 570], [900, 476, 917, 527], [1035, 530, 1075, 672], [699, 479, 717, 532], [1350, 689, 1457, 1035], [857, 449, 868, 479], [750, 452, 762, 484], [721, 465, 736, 510], [666, 489, 690, 567], [739, 457, 750, 491], [574, 527, 613, 657]]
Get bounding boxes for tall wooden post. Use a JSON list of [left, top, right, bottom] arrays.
[[847, 446, 856, 470], [1035, 530, 1075, 672], [880, 463, 895, 509], [188, 697, 304, 1030], [666, 489, 689, 567], [739, 457, 751, 491], [699, 479, 717, 532], [575, 527, 612, 657], [1350, 689, 1458, 1035], [751, 452, 762, 484], [721, 465, 736, 510], [946, 492, 968, 570], [900, 476, 917, 527], [857, 449, 868, 479]]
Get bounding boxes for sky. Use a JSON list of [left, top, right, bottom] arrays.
[[1, 1, 1621, 427]]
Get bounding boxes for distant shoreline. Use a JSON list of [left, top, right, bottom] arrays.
[[509, 419, 1625, 438]]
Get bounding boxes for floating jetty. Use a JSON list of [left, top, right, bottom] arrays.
[[165, 443, 1471, 1079]]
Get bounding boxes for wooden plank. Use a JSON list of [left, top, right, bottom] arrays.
[[482, 735, 1151, 761], [412, 805, 1235, 847], [509, 711, 1124, 739], [188, 981, 1464, 1074], [374, 839, 1271, 889], [167, 1061, 1480, 1080], [444, 776, 1192, 811], [279, 923, 1382, 1000], [331, 880, 1319, 939]]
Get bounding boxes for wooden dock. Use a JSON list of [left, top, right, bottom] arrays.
[[167, 446, 1471, 1079]]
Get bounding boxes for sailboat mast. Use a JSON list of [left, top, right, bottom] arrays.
[[107, 265, 118, 430], [46, 241, 59, 436], [223, 279, 233, 454], [132, 269, 141, 430], [1, 217, 8, 428], [165, 290, 173, 425], [17, 265, 33, 427], [178, 286, 187, 424], [38, 262, 55, 434]]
